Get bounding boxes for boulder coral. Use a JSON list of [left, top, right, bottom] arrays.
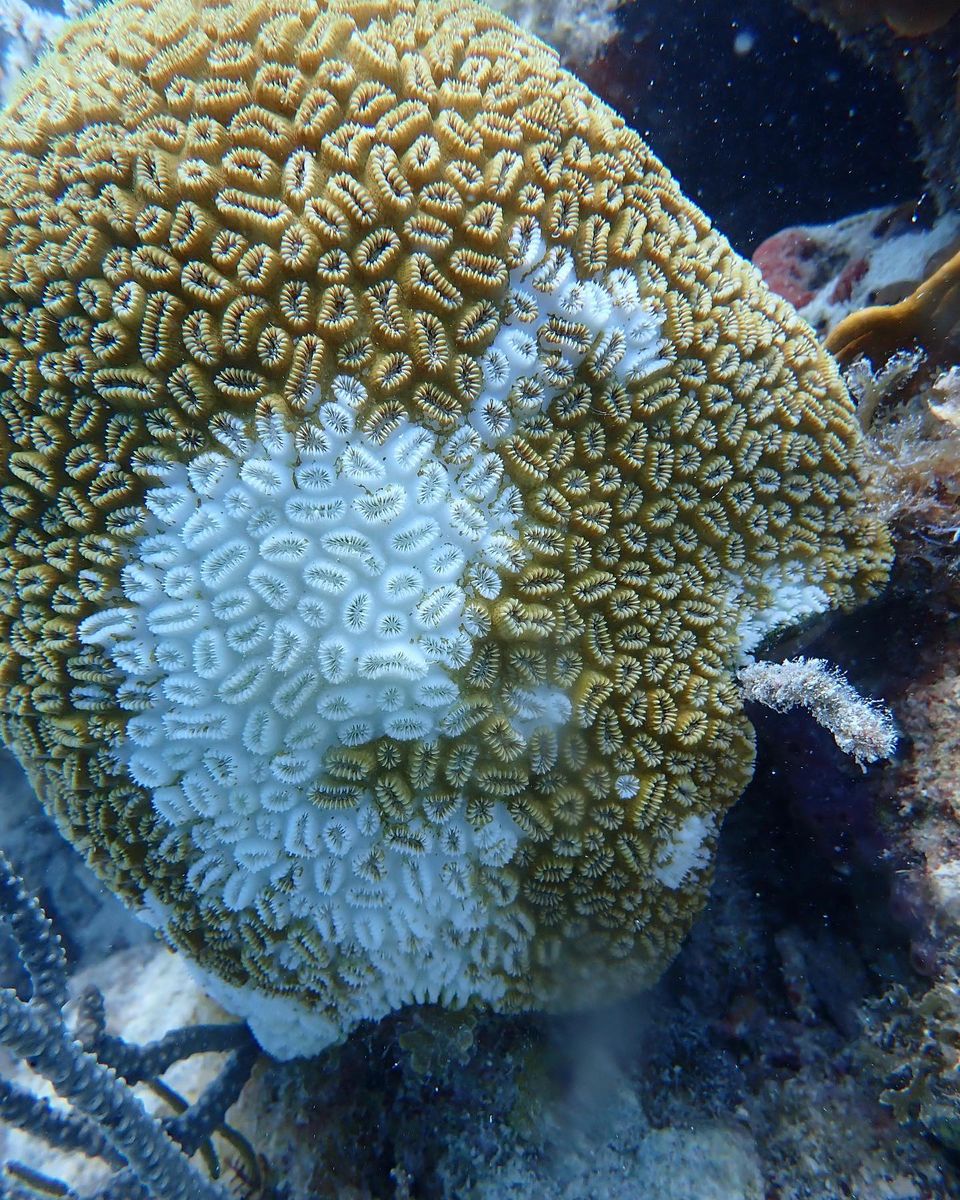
[[0, 0, 891, 1057]]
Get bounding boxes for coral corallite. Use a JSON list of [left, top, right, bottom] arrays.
[[0, 0, 890, 1057]]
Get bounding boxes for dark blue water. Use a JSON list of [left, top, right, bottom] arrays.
[[593, 0, 923, 254]]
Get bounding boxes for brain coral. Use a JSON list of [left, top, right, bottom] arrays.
[[0, 0, 891, 1058]]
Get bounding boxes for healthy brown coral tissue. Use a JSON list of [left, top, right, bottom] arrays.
[[0, 0, 890, 1056]]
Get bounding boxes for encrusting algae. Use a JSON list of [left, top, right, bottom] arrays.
[[826, 250, 960, 367], [0, 0, 891, 1057]]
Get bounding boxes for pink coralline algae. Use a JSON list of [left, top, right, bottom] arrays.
[[753, 204, 960, 350], [752, 229, 821, 310]]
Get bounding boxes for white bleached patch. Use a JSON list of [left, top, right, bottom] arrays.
[[194, 967, 342, 1062], [616, 774, 640, 800], [74, 225, 675, 1056], [470, 226, 669, 445], [81, 389, 521, 764], [653, 813, 714, 890], [734, 563, 830, 661], [79, 385, 534, 1056]]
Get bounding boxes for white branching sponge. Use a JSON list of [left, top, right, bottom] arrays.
[[739, 657, 897, 770], [0, 0, 891, 1058]]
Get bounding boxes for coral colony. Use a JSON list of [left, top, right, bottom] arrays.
[[0, 0, 890, 1058]]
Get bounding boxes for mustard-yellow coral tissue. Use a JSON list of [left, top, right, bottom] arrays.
[[0, 0, 891, 1059]]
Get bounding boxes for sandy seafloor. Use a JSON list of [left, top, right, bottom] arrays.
[[0, 1, 959, 1198]]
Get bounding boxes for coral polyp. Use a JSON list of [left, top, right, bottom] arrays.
[[0, 0, 890, 1057]]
